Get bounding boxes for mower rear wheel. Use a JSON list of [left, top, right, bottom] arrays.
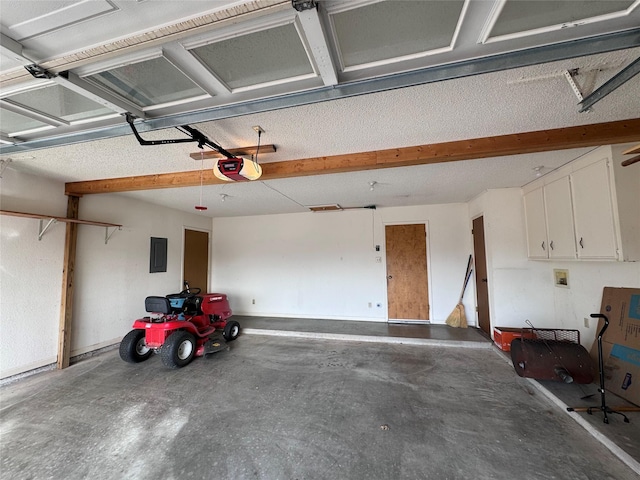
[[161, 331, 196, 368], [223, 320, 240, 341], [119, 329, 152, 363]]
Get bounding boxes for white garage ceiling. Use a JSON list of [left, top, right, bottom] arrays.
[[1, 0, 639, 217]]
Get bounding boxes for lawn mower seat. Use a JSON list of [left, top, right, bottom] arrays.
[[166, 294, 186, 314], [145, 296, 172, 315]]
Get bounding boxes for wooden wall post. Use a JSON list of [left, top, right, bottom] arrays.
[[57, 195, 80, 369]]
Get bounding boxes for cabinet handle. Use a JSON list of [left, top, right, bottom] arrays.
[[579, 237, 584, 249], [541, 241, 545, 251], [549, 241, 554, 250]]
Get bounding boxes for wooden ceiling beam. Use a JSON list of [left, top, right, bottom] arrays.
[[65, 118, 640, 196]]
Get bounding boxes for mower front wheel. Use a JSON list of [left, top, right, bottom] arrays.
[[223, 320, 241, 341], [120, 329, 152, 363], [161, 331, 196, 368]]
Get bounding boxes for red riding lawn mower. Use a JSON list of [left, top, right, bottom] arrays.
[[119, 284, 239, 369]]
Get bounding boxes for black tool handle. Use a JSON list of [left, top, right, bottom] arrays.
[[458, 255, 473, 302], [590, 313, 609, 340], [590, 313, 609, 420]]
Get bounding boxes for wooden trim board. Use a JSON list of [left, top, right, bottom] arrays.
[[189, 144, 276, 160], [0, 209, 121, 227], [57, 196, 80, 370]]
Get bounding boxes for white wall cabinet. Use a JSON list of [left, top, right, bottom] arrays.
[[523, 176, 577, 260], [522, 144, 640, 262], [544, 176, 577, 259], [571, 158, 618, 259], [523, 187, 548, 259]]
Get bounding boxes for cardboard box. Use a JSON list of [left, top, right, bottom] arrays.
[[593, 287, 640, 346], [590, 287, 640, 406], [493, 327, 535, 352], [598, 342, 640, 406]]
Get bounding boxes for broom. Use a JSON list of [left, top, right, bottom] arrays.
[[446, 255, 473, 328]]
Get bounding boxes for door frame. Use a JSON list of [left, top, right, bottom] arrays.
[[181, 226, 211, 292], [471, 214, 491, 334], [382, 220, 433, 323]]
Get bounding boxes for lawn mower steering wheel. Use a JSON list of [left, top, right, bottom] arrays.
[[179, 287, 201, 297]]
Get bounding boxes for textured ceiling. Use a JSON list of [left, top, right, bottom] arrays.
[[115, 148, 597, 217], [1, 1, 639, 218]]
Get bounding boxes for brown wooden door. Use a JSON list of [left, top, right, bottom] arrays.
[[472, 216, 490, 334], [183, 229, 209, 292], [385, 224, 429, 321]]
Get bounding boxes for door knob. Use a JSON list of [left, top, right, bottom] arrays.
[[482, 278, 487, 283], [387, 275, 393, 280]]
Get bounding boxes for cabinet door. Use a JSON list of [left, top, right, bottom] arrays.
[[544, 176, 576, 259], [523, 187, 548, 259], [571, 159, 618, 260]]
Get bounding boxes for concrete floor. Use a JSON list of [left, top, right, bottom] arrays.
[[236, 315, 491, 346], [1, 320, 639, 480]]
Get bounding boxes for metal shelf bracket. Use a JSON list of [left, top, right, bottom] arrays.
[[105, 226, 121, 244], [38, 218, 58, 241]]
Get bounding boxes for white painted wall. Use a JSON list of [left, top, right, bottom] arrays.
[[4, 166, 637, 378], [211, 203, 474, 323], [1, 169, 67, 377], [0, 169, 211, 378], [469, 188, 640, 347]]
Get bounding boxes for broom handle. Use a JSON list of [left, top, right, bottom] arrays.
[[460, 267, 473, 302], [458, 255, 473, 302]]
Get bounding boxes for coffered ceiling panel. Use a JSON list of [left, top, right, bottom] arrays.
[[1, 0, 639, 150], [86, 56, 207, 109], [329, 0, 466, 70], [486, 0, 637, 41], [190, 22, 315, 91], [1, 0, 118, 41], [5, 84, 114, 122]]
